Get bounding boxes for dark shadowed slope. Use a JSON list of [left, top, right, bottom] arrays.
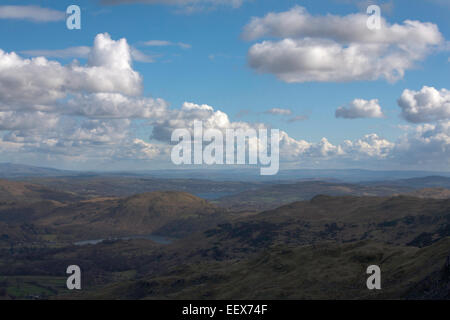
[[204, 195, 450, 253], [62, 238, 450, 300]]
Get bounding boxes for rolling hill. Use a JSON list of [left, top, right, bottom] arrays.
[[403, 188, 450, 199], [213, 180, 415, 211], [0, 179, 83, 204], [35, 191, 225, 239]]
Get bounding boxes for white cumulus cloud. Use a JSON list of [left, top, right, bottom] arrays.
[[394, 121, 450, 168], [0, 111, 59, 131], [22, 46, 154, 63], [0, 33, 143, 114], [1, 32, 448, 170], [342, 133, 394, 158], [398, 86, 450, 123], [336, 99, 384, 119], [244, 6, 443, 83], [65, 93, 168, 119]]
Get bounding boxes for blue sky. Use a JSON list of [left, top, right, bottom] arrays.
[[0, 0, 449, 171]]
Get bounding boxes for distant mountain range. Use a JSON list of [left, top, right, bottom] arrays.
[[368, 176, 450, 189], [0, 163, 78, 178], [2, 162, 450, 212], [2, 162, 450, 182], [116, 168, 450, 182]]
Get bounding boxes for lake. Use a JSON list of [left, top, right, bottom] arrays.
[[74, 234, 173, 246]]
